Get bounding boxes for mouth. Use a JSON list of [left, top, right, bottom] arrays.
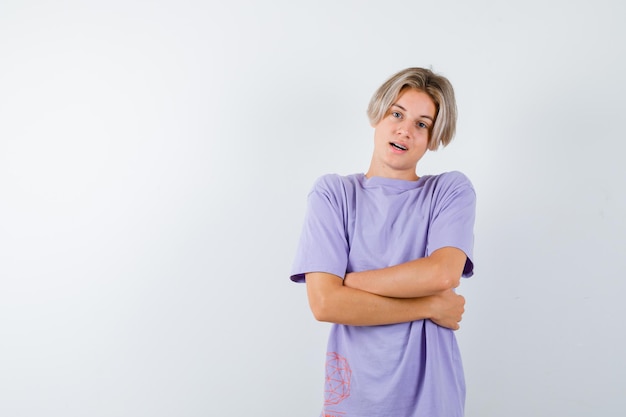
[[390, 142, 408, 151]]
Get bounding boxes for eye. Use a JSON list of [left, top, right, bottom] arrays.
[[391, 111, 402, 119], [416, 121, 429, 129]]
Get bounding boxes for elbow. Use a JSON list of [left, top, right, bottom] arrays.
[[433, 263, 461, 291], [305, 273, 345, 323], [309, 295, 335, 322], [311, 309, 329, 323], [427, 247, 467, 292], [308, 288, 343, 323]]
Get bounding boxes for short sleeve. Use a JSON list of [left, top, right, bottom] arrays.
[[426, 172, 476, 277], [290, 175, 350, 283]]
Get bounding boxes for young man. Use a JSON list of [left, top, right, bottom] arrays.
[[291, 67, 476, 417]]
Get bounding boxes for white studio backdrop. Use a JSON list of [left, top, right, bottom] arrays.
[[1, 0, 624, 416]]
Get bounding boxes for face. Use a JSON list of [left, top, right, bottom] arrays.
[[366, 88, 436, 181]]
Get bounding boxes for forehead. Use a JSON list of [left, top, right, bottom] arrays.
[[392, 88, 436, 116]]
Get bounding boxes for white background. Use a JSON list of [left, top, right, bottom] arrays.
[[1, 1, 625, 416]]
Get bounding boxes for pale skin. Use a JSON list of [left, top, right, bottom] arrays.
[[306, 88, 467, 330]]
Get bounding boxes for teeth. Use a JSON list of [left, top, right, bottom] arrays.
[[391, 142, 407, 151]]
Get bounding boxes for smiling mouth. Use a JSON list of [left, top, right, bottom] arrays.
[[390, 142, 408, 151]]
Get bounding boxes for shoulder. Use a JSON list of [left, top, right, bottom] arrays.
[[427, 171, 475, 193], [423, 171, 476, 207], [307, 173, 362, 213], [435, 170, 473, 187], [310, 173, 362, 194]]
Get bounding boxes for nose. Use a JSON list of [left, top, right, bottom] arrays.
[[396, 120, 412, 137]]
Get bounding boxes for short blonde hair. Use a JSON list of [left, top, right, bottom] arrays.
[[367, 67, 457, 150]]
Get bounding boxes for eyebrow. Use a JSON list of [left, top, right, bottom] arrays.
[[391, 103, 434, 121]]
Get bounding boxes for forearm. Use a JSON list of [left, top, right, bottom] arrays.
[[344, 257, 443, 299], [344, 247, 466, 298], [306, 272, 435, 326]]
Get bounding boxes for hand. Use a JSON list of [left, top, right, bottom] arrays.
[[428, 289, 465, 330]]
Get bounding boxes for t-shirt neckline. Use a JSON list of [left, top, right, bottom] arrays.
[[361, 173, 427, 190]]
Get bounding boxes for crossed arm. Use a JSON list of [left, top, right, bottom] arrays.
[[305, 247, 468, 329]]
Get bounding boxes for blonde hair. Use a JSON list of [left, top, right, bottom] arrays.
[[367, 67, 457, 150]]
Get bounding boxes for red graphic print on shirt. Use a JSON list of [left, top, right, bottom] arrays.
[[324, 351, 352, 406]]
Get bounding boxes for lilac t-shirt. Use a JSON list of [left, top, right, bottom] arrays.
[[290, 171, 476, 417]]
